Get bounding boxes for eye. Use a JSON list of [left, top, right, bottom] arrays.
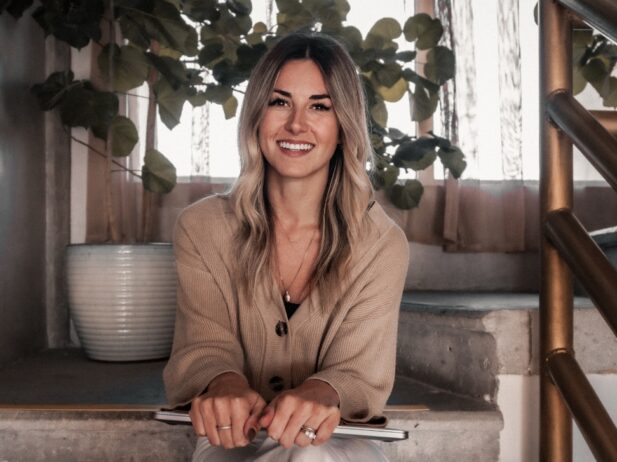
[[311, 102, 332, 111], [268, 97, 288, 107]]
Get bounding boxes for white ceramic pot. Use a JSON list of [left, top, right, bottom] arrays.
[[67, 244, 177, 361]]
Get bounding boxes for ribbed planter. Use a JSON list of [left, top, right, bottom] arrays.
[[67, 244, 177, 361]]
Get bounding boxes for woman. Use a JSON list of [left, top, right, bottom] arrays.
[[163, 32, 409, 461]]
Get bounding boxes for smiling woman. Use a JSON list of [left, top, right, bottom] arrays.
[[163, 32, 409, 461], [259, 60, 340, 184]]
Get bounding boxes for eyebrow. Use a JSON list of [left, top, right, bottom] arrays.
[[273, 88, 331, 100]]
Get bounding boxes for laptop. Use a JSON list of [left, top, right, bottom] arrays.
[[154, 410, 408, 442]]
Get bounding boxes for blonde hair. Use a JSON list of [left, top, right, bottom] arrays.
[[229, 32, 374, 303]]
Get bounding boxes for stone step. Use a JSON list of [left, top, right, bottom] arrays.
[[0, 377, 502, 462], [396, 292, 617, 402]]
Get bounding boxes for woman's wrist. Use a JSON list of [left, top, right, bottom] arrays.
[[208, 371, 248, 393], [301, 379, 340, 407]]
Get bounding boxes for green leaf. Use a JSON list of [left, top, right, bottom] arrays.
[[376, 77, 408, 102], [147, 53, 189, 89], [395, 50, 417, 62], [582, 57, 610, 93], [411, 84, 438, 121], [602, 77, 617, 108], [31, 70, 75, 110], [403, 13, 443, 50], [31, 0, 104, 49], [364, 17, 401, 50], [388, 179, 424, 209], [572, 29, 593, 65], [370, 99, 388, 128], [402, 68, 440, 94], [154, 78, 187, 129], [424, 46, 455, 85], [335, 26, 363, 54], [223, 95, 238, 119], [372, 165, 399, 190], [438, 145, 467, 178], [109, 116, 139, 157], [573, 64, 587, 95], [253, 21, 267, 33], [212, 60, 250, 86], [142, 148, 177, 193], [145, 0, 198, 56], [59, 85, 119, 134], [392, 139, 437, 170], [188, 91, 208, 107], [205, 84, 233, 104], [182, 0, 219, 21], [198, 41, 225, 67], [376, 62, 403, 88], [226, 0, 251, 16], [98, 44, 150, 92]]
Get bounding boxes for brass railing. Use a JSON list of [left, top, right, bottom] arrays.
[[540, 0, 617, 460]]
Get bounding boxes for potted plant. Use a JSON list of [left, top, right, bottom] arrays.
[[2, 0, 467, 360]]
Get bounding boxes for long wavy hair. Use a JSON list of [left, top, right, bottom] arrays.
[[229, 32, 374, 303]]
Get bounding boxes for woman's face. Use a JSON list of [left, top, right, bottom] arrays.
[[258, 59, 340, 183]]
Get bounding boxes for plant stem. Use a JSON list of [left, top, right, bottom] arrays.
[[105, 1, 121, 243], [69, 131, 142, 179], [141, 39, 160, 243]]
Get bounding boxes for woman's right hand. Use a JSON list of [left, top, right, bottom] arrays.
[[189, 372, 266, 449]]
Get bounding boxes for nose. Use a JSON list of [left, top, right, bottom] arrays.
[[285, 107, 307, 134]]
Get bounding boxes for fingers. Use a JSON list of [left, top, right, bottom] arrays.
[[213, 398, 235, 448], [311, 412, 339, 446], [190, 387, 265, 449], [244, 396, 267, 441]]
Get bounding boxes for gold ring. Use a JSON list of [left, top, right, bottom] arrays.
[[216, 424, 232, 431], [300, 424, 317, 441]]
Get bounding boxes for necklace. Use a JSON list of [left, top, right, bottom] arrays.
[[275, 224, 318, 303]]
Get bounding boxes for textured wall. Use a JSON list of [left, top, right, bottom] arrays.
[[0, 12, 48, 365]]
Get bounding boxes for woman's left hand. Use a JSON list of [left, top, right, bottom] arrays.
[[258, 379, 341, 448]]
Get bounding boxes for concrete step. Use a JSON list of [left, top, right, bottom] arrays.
[[396, 292, 617, 402], [0, 377, 502, 462]]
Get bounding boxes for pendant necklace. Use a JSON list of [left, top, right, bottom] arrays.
[[275, 222, 318, 303]]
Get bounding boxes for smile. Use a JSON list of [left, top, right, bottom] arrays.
[[278, 141, 314, 152]]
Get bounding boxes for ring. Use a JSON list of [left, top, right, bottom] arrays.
[[216, 424, 232, 431], [300, 424, 317, 441]]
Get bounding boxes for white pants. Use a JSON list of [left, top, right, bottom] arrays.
[[192, 433, 390, 462]]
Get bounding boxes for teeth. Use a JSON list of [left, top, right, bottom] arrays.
[[278, 141, 313, 151]]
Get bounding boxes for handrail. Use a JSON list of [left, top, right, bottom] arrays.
[[540, 0, 617, 460], [556, 0, 617, 42], [539, 0, 574, 459], [590, 111, 617, 137], [546, 91, 617, 192], [547, 350, 617, 461], [545, 209, 617, 338]]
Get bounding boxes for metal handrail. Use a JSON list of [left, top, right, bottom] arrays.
[[556, 0, 617, 42], [590, 111, 617, 137], [547, 350, 617, 461], [546, 91, 617, 192], [540, 0, 617, 460], [545, 209, 617, 338]]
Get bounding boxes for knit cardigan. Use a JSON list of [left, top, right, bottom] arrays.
[[163, 195, 409, 423]]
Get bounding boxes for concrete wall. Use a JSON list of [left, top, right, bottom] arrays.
[[0, 13, 48, 365]]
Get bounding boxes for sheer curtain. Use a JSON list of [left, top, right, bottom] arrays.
[[422, 0, 617, 252]]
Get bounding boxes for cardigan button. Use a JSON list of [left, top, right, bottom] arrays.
[[268, 376, 284, 392], [275, 321, 288, 337]]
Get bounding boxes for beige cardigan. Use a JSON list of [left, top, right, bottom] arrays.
[[163, 195, 409, 423]]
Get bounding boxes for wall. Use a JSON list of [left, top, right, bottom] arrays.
[[0, 13, 48, 365]]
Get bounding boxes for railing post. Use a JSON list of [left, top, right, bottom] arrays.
[[539, 0, 573, 460]]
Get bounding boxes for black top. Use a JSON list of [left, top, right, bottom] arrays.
[[283, 299, 301, 319]]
